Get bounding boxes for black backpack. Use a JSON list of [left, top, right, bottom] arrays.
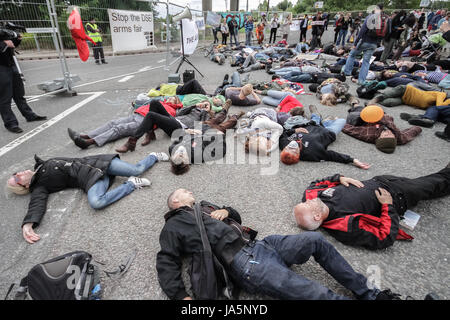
[[5, 250, 136, 300], [356, 82, 380, 100]]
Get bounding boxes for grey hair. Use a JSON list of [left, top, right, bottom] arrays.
[[298, 198, 327, 231], [167, 190, 178, 209]]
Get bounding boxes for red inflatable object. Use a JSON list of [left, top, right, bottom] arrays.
[[67, 8, 96, 61]]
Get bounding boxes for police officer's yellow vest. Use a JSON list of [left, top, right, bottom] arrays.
[[85, 23, 102, 42]]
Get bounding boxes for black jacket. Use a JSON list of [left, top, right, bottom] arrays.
[[22, 154, 118, 228], [0, 37, 21, 67], [302, 174, 413, 250], [168, 126, 226, 164], [156, 201, 249, 300], [279, 124, 354, 164]]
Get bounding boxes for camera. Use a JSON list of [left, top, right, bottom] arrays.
[[0, 22, 27, 41]]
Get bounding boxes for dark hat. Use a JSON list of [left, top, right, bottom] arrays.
[[375, 137, 397, 153]]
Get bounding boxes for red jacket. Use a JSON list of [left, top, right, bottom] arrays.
[[134, 100, 183, 118], [302, 174, 413, 250], [279, 95, 303, 113]]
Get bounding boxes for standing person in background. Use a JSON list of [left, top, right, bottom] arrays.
[[418, 12, 425, 30], [269, 13, 279, 44], [282, 13, 292, 41], [311, 11, 325, 50], [300, 14, 309, 43], [0, 35, 47, 133], [85, 18, 107, 65], [245, 15, 255, 46], [212, 23, 220, 44], [380, 10, 405, 63], [347, 17, 361, 44], [228, 16, 239, 47], [323, 12, 330, 30], [334, 13, 342, 44], [343, 3, 390, 85], [256, 22, 265, 45], [261, 12, 269, 41], [220, 18, 229, 45], [336, 13, 351, 47]]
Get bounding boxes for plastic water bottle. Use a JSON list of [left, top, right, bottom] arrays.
[[90, 284, 102, 300]]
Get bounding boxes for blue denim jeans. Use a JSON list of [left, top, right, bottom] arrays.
[[311, 113, 346, 136], [229, 232, 379, 300], [336, 29, 348, 47], [87, 155, 157, 210], [344, 42, 377, 85], [423, 105, 450, 123], [262, 90, 295, 107], [222, 71, 242, 91]]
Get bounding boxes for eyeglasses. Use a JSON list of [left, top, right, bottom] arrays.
[[12, 172, 26, 188]]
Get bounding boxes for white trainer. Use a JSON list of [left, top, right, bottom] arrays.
[[150, 152, 169, 162], [128, 177, 151, 189]]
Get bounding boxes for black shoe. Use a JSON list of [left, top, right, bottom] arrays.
[[223, 74, 229, 83], [435, 131, 450, 142], [400, 113, 415, 121], [102, 61, 108, 64], [7, 126, 23, 133], [376, 289, 402, 300], [68, 128, 90, 149], [408, 118, 435, 128], [27, 115, 47, 122], [95, 61, 101, 65]]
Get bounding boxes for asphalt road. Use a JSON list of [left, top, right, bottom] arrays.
[[1, 28, 449, 301]]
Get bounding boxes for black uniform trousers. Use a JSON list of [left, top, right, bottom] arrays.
[[0, 65, 38, 129]]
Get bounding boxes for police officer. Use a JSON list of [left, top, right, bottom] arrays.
[[85, 18, 107, 65], [0, 35, 46, 133]]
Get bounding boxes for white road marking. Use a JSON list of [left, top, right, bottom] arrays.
[[157, 59, 166, 63], [0, 91, 105, 158], [118, 75, 135, 82], [138, 66, 152, 72]]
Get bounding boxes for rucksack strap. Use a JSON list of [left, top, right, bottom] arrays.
[[104, 250, 137, 279], [4, 277, 28, 300]]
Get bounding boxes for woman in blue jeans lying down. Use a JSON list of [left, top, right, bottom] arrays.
[[6, 152, 169, 244]]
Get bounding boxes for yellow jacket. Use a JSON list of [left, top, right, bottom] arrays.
[[402, 85, 450, 109]]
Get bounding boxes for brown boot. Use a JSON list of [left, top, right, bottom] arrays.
[[115, 137, 138, 153], [223, 99, 232, 112], [141, 131, 156, 146]]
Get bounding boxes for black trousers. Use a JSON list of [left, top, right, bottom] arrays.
[[92, 41, 105, 62], [300, 28, 307, 42], [376, 167, 450, 213], [176, 79, 206, 95], [222, 34, 228, 45], [269, 28, 277, 43], [133, 100, 182, 139], [0, 65, 37, 129]]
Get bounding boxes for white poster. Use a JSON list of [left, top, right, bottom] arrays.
[[108, 9, 155, 53], [314, 1, 324, 9], [290, 20, 301, 31], [181, 19, 198, 55], [206, 11, 221, 27], [195, 16, 206, 31]]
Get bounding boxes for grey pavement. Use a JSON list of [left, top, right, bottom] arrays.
[[0, 28, 449, 301]]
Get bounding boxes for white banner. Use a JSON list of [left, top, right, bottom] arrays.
[[108, 9, 155, 53], [206, 11, 221, 27], [181, 19, 199, 55], [290, 20, 301, 31]]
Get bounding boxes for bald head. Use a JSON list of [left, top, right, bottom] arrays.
[[167, 188, 195, 210], [293, 198, 329, 230]]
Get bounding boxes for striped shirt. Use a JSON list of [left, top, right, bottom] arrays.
[[414, 71, 448, 84]]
